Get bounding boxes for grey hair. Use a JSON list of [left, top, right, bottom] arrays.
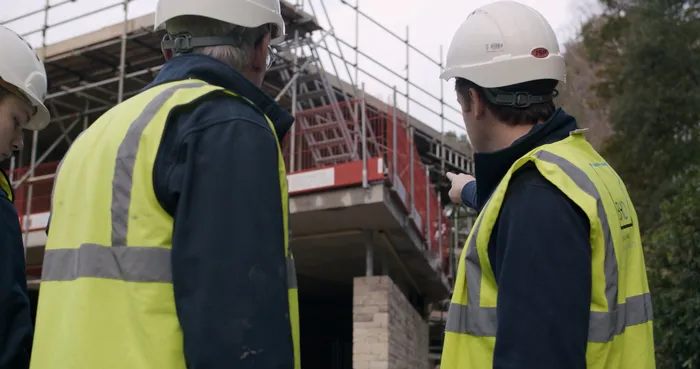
[[165, 15, 269, 70]]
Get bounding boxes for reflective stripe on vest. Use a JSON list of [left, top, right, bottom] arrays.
[[441, 132, 655, 369], [41, 243, 297, 287], [32, 80, 300, 369], [1, 170, 13, 202]]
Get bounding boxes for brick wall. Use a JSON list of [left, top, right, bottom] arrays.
[[353, 276, 429, 369]]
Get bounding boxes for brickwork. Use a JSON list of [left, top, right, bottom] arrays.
[[387, 278, 429, 369], [353, 276, 429, 369]]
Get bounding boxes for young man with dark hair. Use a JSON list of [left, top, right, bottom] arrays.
[[440, 2, 656, 369]]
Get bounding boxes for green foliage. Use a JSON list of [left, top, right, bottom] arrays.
[[645, 167, 700, 369], [582, 0, 700, 229], [444, 131, 468, 143]]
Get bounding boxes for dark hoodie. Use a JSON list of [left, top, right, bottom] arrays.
[[0, 171, 33, 369], [148, 54, 295, 368], [460, 109, 591, 369]]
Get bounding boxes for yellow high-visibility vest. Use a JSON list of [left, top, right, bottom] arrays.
[[440, 129, 655, 369], [1, 170, 13, 202], [30, 79, 300, 369]]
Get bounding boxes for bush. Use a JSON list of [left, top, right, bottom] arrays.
[[645, 166, 700, 369]]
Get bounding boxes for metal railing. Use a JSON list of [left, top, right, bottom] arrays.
[[284, 91, 450, 270], [296, 0, 470, 171], [3, 0, 473, 278]]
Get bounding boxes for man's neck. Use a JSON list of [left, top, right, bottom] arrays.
[[481, 122, 536, 152], [240, 69, 264, 89]]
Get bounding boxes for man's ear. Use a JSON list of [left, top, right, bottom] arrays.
[[251, 34, 271, 72], [162, 46, 174, 61], [469, 88, 488, 120]]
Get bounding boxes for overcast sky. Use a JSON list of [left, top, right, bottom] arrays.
[[2, 0, 600, 136]]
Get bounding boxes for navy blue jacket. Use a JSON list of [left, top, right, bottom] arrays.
[[148, 54, 295, 369], [460, 109, 591, 369], [0, 172, 33, 369]]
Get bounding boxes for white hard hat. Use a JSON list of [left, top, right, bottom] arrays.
[[154, 0, 286, 45], [440, 1, 566, 88], [0, 25, 50, 131]]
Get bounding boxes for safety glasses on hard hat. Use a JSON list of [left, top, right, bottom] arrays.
[[257, 23, 278, 71], [266, 45, 276, 70]]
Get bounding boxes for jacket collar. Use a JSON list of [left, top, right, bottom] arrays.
[[146, 53, 294, 139], [0, 170, 14, 203], [473, 108, 579, 209]]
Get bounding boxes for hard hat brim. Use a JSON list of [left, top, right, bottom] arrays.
[[23, 93, 50, 131], [439, 55, 567, 88]]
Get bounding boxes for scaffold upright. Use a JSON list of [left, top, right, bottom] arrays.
[[2, 2, 477, 364]]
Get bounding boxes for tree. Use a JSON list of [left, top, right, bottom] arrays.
[[581, 0, 700, 229], [555, 39, 613, 150], [443, 131, 472, 156], [645, 167, 700, 369]]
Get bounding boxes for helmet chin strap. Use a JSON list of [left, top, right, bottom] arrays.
[[481, 88, 559, 108]]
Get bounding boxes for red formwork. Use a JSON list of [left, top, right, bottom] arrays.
[[286, 99, 451, 270], [12, 162, 57, 232]]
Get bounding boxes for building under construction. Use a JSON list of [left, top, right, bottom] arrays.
[[2, 1, 476, 368]]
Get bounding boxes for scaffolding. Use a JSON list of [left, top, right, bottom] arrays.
[[3, 0, 474, 263], [3, 0, 476, 365]]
